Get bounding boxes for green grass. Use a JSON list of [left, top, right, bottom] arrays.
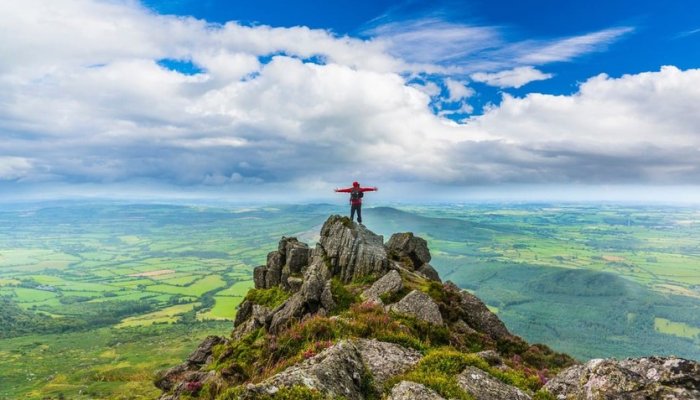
[[117, 303, 201, 327], [2, 202, 700, 399], [147, 275, 227, 297], [244, 287, 291, 309], [198, 296, 246, 320], [654, 318, 700, 339], [0, 322, 231, 400], [216, 280, 254, 296]]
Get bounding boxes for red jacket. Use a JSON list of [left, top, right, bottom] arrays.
[[335, 186, 378, 205]]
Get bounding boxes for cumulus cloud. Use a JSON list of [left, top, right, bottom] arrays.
[[444, 78, 474, 101], [471, 66, 553, 88], [0, 0, 697, 193], [456, 66, 700, 183]]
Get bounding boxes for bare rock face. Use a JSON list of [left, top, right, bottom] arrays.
[[386, 232, 431, 270], [388, 381, 446, 400], [457, 366, 532, 400], [232, 301, 271, 339], [354, 339, 422, 390], [317, 215, 389, 283], [268, 260, 331, 332], [418, 263, 441, 282], [155, 336, 227, 395], [544, 356, 700, 400], [445, 282, 511, 340], [280, 238, 312, 289], [245, 340, 367, 400], [253, 237, 312, 290], [361, 269, 403, 303], [388, 289, 443, 325]]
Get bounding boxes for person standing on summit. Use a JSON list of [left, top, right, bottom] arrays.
[[334, 182, 378, 224]]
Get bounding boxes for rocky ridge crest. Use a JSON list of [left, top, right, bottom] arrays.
[[156, 215, 700, 400]]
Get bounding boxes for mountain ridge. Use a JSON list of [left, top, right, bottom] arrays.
[[155, 215, 700, 400]]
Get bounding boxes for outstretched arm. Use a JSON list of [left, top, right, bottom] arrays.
[[334, 187, 353, 193], [360, 187, 378, 192]]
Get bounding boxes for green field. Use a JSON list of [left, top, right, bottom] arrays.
[[0, 203, 335, 399], [1, 202, 699, 399]]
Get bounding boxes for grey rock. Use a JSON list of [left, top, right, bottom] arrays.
[[386, 232, 431, 270], [286, 276, 303, 292], [285, 243, 311, 274], [300, 261, 328, 304], [544, 357, 700, 400], [354, 338, 422, 390], [187, 335, 227, 366], [232, 303, 271, 339], [447, 282, 511, 340], [233, 299, 252, 328], [388, 381, 446, 400], [253, 265, 266, 289], [418, 263, 441, 282], [268, 292, 306, 333], [476, 350, 503, 366], [320, 280, 335, 311], [268, 261, 331, 332], [457, 366, 531, 400], [246, 340, 367, 400], [361, 269, 403, 303], [154, 336, 227, 392], [388, 289, 443, 325], [279, 237, 312, 289], [317, 215, 389, 283], [265, 251, 284, 288]]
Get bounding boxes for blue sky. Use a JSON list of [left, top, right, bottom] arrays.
[[0, 0, 699, 202], [143, 0, 700, 114]]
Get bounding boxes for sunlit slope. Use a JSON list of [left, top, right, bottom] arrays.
[[364, 206, 700, 360]]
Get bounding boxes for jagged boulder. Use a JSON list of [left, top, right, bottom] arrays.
[[254, 237, 312, 290], [280, 237, 312, 289], [244, 340, 367, 400], [386, 232, 431, 270], [268, 260, 331, 332], [544, 356, 700, 399], [232, 300, 271, 339], [316, 215, 389, 283], [388, 381, 446, 400], [361, 269, 403, 304], [445, 282, 511, 340], [388, 289, 443, 325], [355, 339, 422, 390], [418, 263, 441, 282], [457, 366, 532, 400], [155, 336, 227, 393]]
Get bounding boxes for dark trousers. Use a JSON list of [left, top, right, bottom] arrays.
[[350, 204, 362, 223]]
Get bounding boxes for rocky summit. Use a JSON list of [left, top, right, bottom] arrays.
[[155, 215, 700, 400]]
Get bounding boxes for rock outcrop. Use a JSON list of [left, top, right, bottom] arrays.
[[457, 366, 532, 400], [156, 214, 700, 400], [354, 338, 422, 389], [360, 269, 403, 304], [388, 289, 443, 325], [245, 340, 367, 400], [387, 381, 446, 400], [317, 215, 389, 282], [544, 356, 700, 399]]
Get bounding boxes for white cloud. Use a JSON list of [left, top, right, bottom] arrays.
[[0, 157, 34, 180], [517, 27, 633, 64], [364, 18, 633, 73], [444, 78, 474, 101], [471, 66, 553, 88], [455, 66, 700, 183], [0, 1, 696, 191]]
